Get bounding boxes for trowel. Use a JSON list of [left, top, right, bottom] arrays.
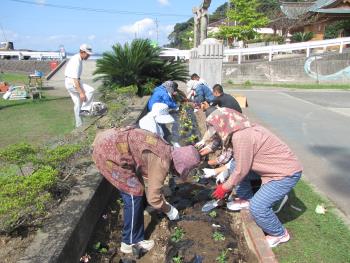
[[201, 199, 225, 212]]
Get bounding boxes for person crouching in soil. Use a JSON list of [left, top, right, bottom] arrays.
[[92, 127, 200, 254], [207, 108, 302, 248]]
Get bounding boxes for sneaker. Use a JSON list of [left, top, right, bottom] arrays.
[[266, 229, 290, 248], [120, 240, 154, 254], [226, 199, 250, 211]]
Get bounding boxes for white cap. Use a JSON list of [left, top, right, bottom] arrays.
[[80, 44, 93, 55], [151, 103, 174, 124]]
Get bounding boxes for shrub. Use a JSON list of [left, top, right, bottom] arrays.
[[0, 143, 38, 175], [94, 38, 188, 97], [42, 144, 81, 167], [0, 166, 58, 233], [291, 32, 314, 43]]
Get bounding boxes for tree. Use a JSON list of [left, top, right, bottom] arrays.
[[217, 0, 269, 43], [94, 39, 188, 96]]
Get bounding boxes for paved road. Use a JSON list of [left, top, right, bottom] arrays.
[[227, 88, 350, 221]]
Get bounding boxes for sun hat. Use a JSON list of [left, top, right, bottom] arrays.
[[171, 145, 200, 180], [152, 103, 175, 124], [80, 44, 93, 55], [162, 81, 177, 94]]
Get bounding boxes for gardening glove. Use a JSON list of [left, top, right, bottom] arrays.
[[216, 170, 230, 184], [212, 184, 230, 200], [166, 205, 180, 221], [195, 139, 206, 149], [202, 168, 216, 178]]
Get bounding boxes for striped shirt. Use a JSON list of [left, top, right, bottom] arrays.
[[223, 124, 302, 190]]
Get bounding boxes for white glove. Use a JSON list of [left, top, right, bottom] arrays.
[[195, 140, 205, 149], [166, 205, 179, 220], [216, 170, 230, 184], [225, 159, 234, 170], [202, 168, 216, 178]]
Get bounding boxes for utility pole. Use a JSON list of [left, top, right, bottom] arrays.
[[155, 18, 159, 44]]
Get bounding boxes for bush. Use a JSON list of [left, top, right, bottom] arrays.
[[94, 38, 188, 97], [0, 166, 58, 233], [42, 144, 81, 167], [0, 143, 38, 175], [291, 32, 314, 43]]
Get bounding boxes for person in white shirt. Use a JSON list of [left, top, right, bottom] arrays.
[[138, 103, 175, 138], [64, 44, 95, 128]]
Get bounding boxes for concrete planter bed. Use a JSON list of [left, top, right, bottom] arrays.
[[3, 97, 277, 263], [84, 106, 275, 263]]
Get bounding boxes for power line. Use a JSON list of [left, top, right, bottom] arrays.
[[9, 0, 190, 18]]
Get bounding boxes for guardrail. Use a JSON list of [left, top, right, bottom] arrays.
[[224, 37, 350, 64], [0, 50, 66, 60]]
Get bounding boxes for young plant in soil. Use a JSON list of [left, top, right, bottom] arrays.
[[213, 231, 225, 241], [172, 255, 183, 263], [171, 227, 185, 243], [186, 134, 198, 144], [116, 198, 124, 207], [93, 242, 108, 254], [216, 249, 229, 263], [209, 210, 217, 218]]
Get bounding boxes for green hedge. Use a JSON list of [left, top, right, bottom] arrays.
[[0, 166, 57, 233]]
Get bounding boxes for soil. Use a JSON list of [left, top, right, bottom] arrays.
[[84, 176, 255, 263], [84, 107, 257, 263]]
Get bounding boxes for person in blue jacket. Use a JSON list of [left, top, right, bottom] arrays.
[[193, 82, 215, 104], [147, 81, 178, 111]]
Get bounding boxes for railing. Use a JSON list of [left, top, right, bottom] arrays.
[[0, 50, 66, 60], [223, 37, 350, 64]]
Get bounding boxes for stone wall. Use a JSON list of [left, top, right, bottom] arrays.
[[222, 51, 350, 84], [0, 60, 52, 75]]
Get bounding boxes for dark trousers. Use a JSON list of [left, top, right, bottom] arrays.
[[120, 191, 145, 245]]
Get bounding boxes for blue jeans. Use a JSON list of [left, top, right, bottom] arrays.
[[120, 191, 145, 245], [249, 172, 302, 236]]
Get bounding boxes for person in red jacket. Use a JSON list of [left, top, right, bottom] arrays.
[[207, 108, 302, 248], [92, 127, 200, 254]]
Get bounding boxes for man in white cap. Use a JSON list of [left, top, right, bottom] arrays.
[[64, 44, 95, 128], [138, 103, 174, 138]]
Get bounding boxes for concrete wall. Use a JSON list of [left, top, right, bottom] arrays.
[[0, 60, 52, 75], [222, 51, 350, 84]]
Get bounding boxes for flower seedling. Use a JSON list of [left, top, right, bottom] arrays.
[[186, 134, 198, 144], [192, 174, 200, 183], [216, 249, 229, 263], [213, 231, 225, 241], [116, 198, 124, 206], [172, 255, 183, 263], [93, 242, 108, 253], [171, 227, 185, 243], [209, 210, 217, 218]]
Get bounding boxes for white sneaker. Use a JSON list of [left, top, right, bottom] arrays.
[[226, 199, 250, 211], [137, 240, 155, 251], [266, 229, 290, 247], [120, 240, 155, 254]]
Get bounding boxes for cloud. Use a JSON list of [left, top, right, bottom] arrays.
[[119, 18, 155, 36], [88, 34, 96, 41], [158, 0, 170, 6], [35, 0, 46, 5], [48, 34, 78, 41]]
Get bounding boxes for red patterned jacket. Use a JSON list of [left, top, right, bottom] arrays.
[[92, 127, 172, 196]]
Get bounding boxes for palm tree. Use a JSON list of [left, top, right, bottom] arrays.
[[94, 39, 188, 96]]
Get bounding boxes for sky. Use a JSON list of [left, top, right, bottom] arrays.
[[1, 0, 227, 54]]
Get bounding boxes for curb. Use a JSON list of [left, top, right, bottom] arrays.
[[18, 96, 149, 263], [240, 209, 278, 263], [18, 168, 113, 263]]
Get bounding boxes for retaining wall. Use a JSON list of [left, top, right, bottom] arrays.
[[222, 51, 350, 84], [0, 60, 52, 75]]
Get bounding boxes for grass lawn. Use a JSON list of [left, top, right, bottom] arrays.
[[0, 95, 75, 148], [0, 72, 28, 85], [274, 180, 350, 263]]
